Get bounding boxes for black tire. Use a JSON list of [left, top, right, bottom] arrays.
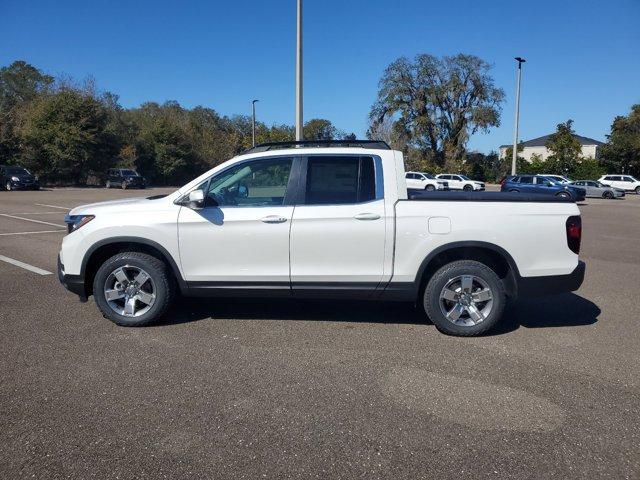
[[463, 184, 473, 192], [635, 186, 640, 195], [423, 260, 506, 336], [121, 182, 127, 190], [6, 181, 12, 191], [556, 191, 571, 199], [106, 181, 111, 189], [425, 184, 436, 191], [93, 252, 175, 327], [603, 191, 614, 199], [508, 189, 519, 193]]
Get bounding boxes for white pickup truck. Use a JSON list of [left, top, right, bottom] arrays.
[[58, 141, 585, 336]]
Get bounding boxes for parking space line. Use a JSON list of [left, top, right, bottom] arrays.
[[35, 203, 71, 211], [0, 230, 66, 236], [0, 213, 66, 228], [0, 255, 53, 275], [2, 212, 65, 215]]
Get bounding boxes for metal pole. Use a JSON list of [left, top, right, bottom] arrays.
[[511, 57, 526, 175], [252, 99, 258, 147], [295, 0, 303, 141]]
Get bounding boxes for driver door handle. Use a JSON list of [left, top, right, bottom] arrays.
[[261, 215, 288, 224], [354, 212, 381, 221]]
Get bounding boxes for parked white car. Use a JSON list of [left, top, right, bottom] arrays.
[[58, 140, 584, 336], [541, 174, 572, 185], [598, 175, 640, 194], [405, 171, 448, 191], [436, 174, 485, 191]]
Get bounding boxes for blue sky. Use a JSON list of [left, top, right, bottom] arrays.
[[2, 0, 639, 153]]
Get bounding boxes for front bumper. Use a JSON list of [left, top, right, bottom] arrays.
[[518, 261, 585, 296], [58, 255, 87, 301], [9, 180, 39, 190]]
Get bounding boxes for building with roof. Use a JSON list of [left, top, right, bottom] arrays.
[[499, 134, 604, 161]]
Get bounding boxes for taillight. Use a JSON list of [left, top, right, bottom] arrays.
[[566, 215, 581, 254]]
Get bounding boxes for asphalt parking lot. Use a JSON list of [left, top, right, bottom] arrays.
[[1, 187, 639, 479]]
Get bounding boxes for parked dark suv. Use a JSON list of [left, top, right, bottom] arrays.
[[1, 165, 40, 191], [105, 168, 146, 189]]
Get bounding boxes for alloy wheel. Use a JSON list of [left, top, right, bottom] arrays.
[[439, 274, 494, 326], [103, 265, 156, 317]]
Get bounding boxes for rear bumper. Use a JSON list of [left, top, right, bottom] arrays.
[[57, 255, 87, 301], [518, 261, 585, 296]]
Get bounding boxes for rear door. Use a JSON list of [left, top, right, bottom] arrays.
[[518, 176, 535, 192], [289, 155, 386, 294]]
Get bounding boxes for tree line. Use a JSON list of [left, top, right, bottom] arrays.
[[1, 58, 638, 185], [0, 61, 355, 185]]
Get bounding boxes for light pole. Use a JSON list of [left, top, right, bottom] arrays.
[[295, 0, 303, 141], [511, 57, 526, 175], [252, 99, 259, 147]]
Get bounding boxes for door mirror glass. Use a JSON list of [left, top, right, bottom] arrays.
[[187, 189, 205, 209]]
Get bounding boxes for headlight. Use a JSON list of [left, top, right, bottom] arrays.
[[64, 214, 95, 233], [11, 176, 19, 181]]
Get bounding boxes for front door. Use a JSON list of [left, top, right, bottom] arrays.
[[178, 156, 297, 285], [289, 155, 387, 294]]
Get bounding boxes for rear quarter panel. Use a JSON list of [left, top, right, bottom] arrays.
[[393, 200, 580, 282]]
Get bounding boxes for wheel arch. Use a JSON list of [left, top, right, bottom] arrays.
[[81, 237, 187, 297], [415, 241, 520, 301]]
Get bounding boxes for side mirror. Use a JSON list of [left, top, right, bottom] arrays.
[[187, 189, 205, 209]]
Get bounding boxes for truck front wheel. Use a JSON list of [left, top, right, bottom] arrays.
[[423, 260, 506, 336], [93, 252, 175, 326]]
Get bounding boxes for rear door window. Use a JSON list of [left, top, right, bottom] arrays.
[[305, 156, 376, 205]]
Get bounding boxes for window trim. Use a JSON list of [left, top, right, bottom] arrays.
[[297, 154, 384, 207]]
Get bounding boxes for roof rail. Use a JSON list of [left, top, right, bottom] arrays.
[[243, 140, 391, 154]]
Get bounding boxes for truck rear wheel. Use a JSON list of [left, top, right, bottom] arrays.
[[423, 260, 506, 336], [93, 252, 175, 326]]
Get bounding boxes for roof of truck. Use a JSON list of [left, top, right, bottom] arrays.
[[243, 140, 390, 154]]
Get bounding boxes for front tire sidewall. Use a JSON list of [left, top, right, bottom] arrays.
[[636, 186, 640, 195], [424, 260, 506, 336], [463, 185, 473, 191], [6, 181, 12, 191], [425, 184, 436, 191], [93, 253, 172, 327]]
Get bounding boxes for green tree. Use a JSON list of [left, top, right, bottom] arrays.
[[303, 118, 339, 140], [600, 104, 640, 175], [16, 87, 118, 184], [545, 120, 582, 175], [0, 61, 53, 162], [370, 53, 504, 168]]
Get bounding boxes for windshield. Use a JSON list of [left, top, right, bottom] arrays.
[[6, 167, 30, 175], [423, 173, 435, 179], [121, 169, 138, 176]]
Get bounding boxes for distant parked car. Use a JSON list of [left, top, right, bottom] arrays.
[[501, 175, 586, 201], [405, 171, 448, 191], [541, 174, 572, 184], [105, 168, 146, 189], [0, 165, 40, 191], [436, 174, 485, 191], [570, 180, 624, 199], [598, 175, 640, 194]]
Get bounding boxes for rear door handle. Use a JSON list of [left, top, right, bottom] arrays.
[[260, 215, 288, 224], [354, 213, 381, 221]]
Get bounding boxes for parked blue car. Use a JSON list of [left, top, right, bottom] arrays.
[[501, 175, 586, 201]]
